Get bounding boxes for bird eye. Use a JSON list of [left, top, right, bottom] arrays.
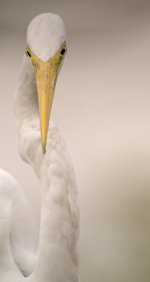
[[26, 50, 31, 57], [60, 48, 66, 56]]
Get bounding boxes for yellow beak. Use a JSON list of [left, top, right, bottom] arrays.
[[36, 60, 58, 154]]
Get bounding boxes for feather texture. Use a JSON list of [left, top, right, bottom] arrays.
[[0, 13, 79, 282], [15, 56, 79, 280]]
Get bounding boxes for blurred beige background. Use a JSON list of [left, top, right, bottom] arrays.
[[0, 0, 150, 281]]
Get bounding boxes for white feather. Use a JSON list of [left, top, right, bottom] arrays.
[[0, 13, 79, 282], [27, 13, 66, 62]]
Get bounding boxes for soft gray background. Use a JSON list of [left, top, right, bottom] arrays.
[[0, 0, 150, 281]]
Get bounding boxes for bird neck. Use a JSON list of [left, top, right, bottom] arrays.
[[14, 55, 79, 281], [14, 55, 38, 127], [32, 148, 79, 281], [14, 55, 43, 170]]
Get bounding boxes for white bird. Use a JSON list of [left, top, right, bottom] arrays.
[[0, 13, 79, 282]]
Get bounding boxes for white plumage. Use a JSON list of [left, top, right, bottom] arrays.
[[27, 13, 66, 62], [0, 13, 79, 282]]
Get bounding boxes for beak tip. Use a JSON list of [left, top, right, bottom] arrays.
[[42, 144, 46, 155]]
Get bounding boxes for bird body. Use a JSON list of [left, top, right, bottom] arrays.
[[0, 13, 79, 282], [0, 169, 36, 281], [0, 169, 23, 282]]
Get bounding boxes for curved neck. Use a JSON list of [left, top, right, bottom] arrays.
[[15, 56, 79, 281]]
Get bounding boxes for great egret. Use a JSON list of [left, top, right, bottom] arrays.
[[0, 13, 79, 282]]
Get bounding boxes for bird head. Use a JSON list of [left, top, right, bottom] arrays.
[[26, 13, 67, 154]]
